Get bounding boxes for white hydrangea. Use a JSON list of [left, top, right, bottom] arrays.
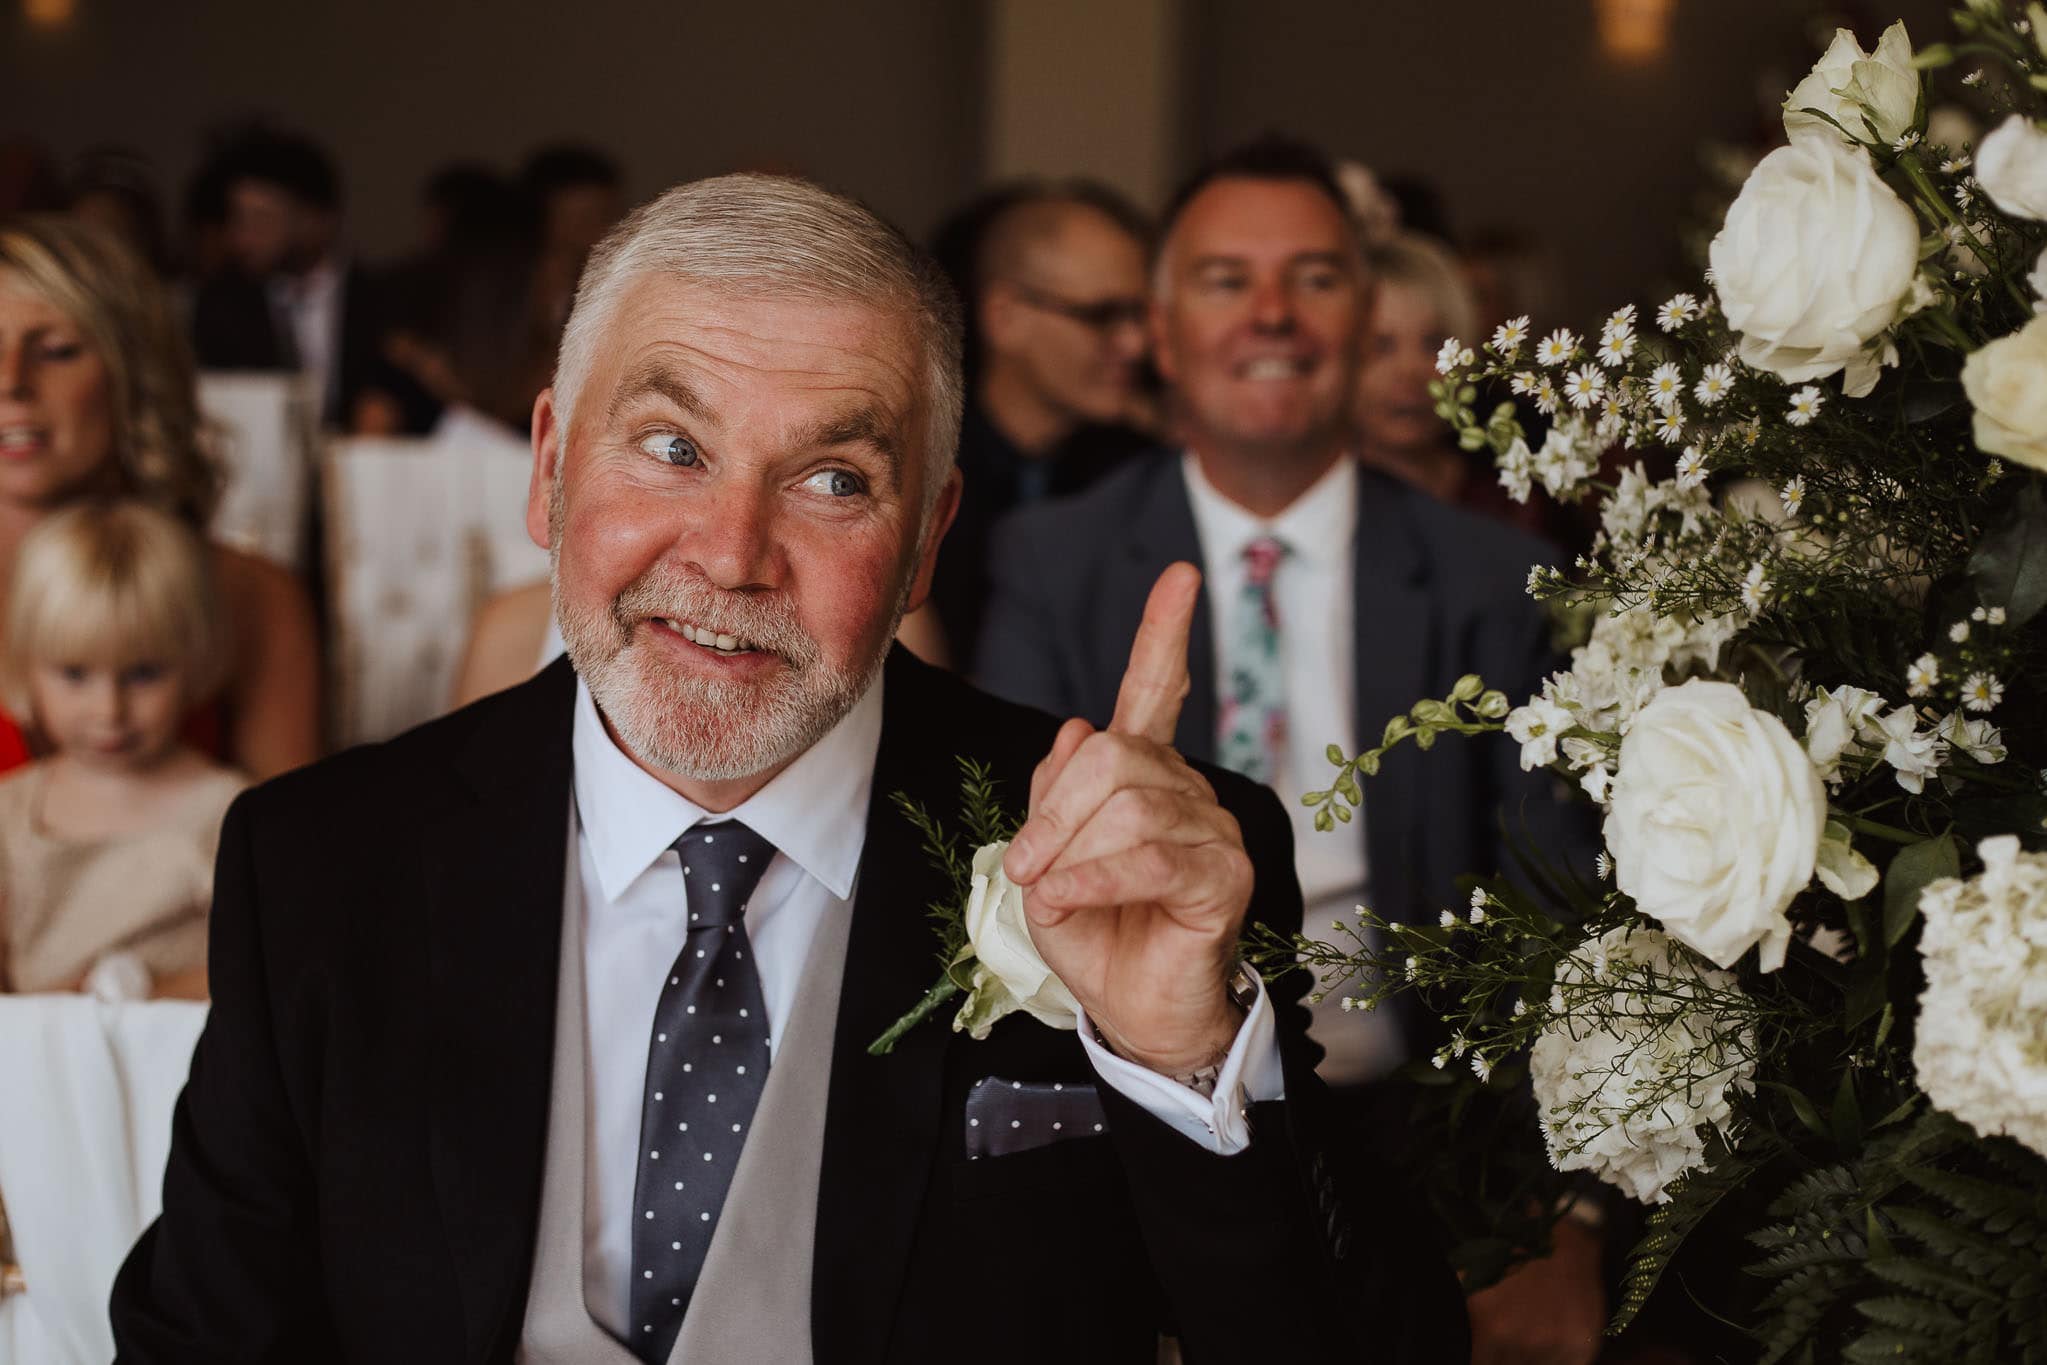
[[1913, 836, 2047, 1159], [1530, 926, 1756, 1203]]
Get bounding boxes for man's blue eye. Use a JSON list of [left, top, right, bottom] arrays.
[[808, 469, 864, 498], [641, 433, 700, 466]]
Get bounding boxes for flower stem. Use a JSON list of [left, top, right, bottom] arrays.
[[866, 975, 959, 1055]]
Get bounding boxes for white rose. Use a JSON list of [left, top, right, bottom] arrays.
[[1977, 114, 2047, 221], [953, 840, 1080, 1040], [1709, 137, 1921, 397], [1604, 680, 1827, 972], [1962, 314, 2047, 471], [1783, 21, 1920, 147]]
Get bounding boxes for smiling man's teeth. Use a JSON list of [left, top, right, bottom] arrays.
[[0, 426, 43, 448], [1243, 359, 1300, 380], [668, 619, 754, 654]]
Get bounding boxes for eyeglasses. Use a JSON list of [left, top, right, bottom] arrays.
[[1003, 280, 1148, 333]]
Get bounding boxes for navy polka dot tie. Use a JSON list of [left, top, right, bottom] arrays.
[[626, 820, 775, 1363]]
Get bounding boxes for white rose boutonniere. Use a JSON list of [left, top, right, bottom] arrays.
[[1604, 680, 1827, 972], [1961, 313, 2047, 470], [1709, 135, 1920, 397], [869, 758, 1080, 1054], [953, 841, 1081, 1039], [1977, 113, 2047, 222], [1782, 21, 1920, 147]]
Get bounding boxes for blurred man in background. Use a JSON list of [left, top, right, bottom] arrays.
[[976, 135, 1605, 1365], [906, 181, 1154, 667]]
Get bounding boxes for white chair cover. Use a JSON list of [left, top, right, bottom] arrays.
[[199, 371, 320, 570], [324, 413, 546, 747], [0, 995, 207, 1365]]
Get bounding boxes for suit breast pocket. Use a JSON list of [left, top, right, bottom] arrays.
[[951, 1075, 1116, 1202]]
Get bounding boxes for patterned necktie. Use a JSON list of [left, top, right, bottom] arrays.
[[1217, 535, 1289, 784], [626, 821, 776, 1363]]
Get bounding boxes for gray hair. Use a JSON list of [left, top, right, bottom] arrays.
[[552, 173, 964, 504]]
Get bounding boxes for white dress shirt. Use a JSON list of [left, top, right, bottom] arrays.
[[268, 254, 343, 418], [1182, 453, 1402, 1085], [568, 673, 1283, 1336]]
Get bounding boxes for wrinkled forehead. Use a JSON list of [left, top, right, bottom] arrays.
[[1162, 178, 1358, 274], [591, 277, 928, 438]]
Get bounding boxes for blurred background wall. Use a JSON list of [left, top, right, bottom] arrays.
[[5, 0, 1958, 319]]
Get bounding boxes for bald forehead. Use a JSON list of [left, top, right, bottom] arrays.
[[980, 199, 1140, 284]]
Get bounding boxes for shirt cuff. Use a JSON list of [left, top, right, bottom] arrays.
[[1076, 973, 1286, 1154]]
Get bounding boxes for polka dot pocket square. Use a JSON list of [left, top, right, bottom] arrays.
[[963, 1076, 1108, 1159]]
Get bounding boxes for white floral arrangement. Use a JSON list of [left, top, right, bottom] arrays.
[[1270, 5, 2047, 1357]]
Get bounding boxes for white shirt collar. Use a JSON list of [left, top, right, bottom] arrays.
[[1181, 450, 1358, 570], [571, 672, 883, 906]]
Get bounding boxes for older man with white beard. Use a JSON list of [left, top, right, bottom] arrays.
[[109, 174, 1464, 1364]]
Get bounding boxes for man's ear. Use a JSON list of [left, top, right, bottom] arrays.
[[526, 388, 561, 551], [980, 282, 1022, 355], [904, 465, 964, 614], [1147, 296, 1178, 387]]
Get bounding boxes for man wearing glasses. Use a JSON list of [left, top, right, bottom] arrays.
[[909, 182, 1154, 669]]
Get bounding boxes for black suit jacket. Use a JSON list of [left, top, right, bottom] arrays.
[[975, 454, 1582, 987], [110, 650, 1467, 1363]]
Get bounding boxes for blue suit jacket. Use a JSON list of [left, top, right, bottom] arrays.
[[974, 453, 1587, 980]]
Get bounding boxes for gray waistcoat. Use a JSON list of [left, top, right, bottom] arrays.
[[517, 844, 853, 1364]]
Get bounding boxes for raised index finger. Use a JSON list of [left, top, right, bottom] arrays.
[[1110, 562, 1201, 745]]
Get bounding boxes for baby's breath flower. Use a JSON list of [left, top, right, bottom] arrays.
[[1563, 364, 1607, 410], [1513, 997, 1529, 1018], [1431, 1051, 1447, 1070], [1693, 363, 1733, 407], [1779, 476, 1806, 518], [1787, 385, 1824, 426], [1536, 328, 1578, 367], [1449, 1031, 1470, 1058], [1907, 653, 1941, 698], [1675, 445, 1708, 490], [1655, 293, 1699, 332], [1963, 672, 2004, 712], [1646, 362, 1684, 411], [1740, 561, 1771, 614]]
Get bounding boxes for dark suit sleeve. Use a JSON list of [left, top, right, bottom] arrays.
[[111, 795, 338, 1364], [1095, 778, 1471, 1363], [971, 509, 1079, 715]]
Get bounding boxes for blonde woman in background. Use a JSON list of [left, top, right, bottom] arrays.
[[1355, 230, 1552, 538], [0, 216, 319, 778], [0, 501, 247, 999]]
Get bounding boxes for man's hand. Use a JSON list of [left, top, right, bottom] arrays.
[[1465, 1218, 1607, 1365], [1001, 563, 1254, 1076]]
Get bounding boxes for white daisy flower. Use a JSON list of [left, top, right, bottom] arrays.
[[1653, 407, 1685, 445], [1961, 70, 1984, 87], [1787, 385, 1824, 426], [1536, 329, 1578, 367], [1605, 304, 1637, 333], [1534, 377, 1561, 416], [1906, 653, 1940, 698], [1950, 620, 1971, 644], [1740, 561, 1771, 614], [1962, 672, 2004, 712], [1509, 370, 1536, 395], [1594, 850, 1613, 880], [1675, 445, 1708, 490], [1987, 606, 2007, 626], [1655, 293, 1699, 332], [1469, 907, 1487, 926], [1779, 475, 1806, 518], [1955, 179, 1977, 210], [1646, 362, 1684, 410], [1471, 1054, 1493, 1082], [1439, 909, 1459, 929], [1693, 363, 1733, 407], [1431, 1051, 1447, 1069], [1597, 329, 1636, 367], [1972, 605, 1988, 621], [1470, 888, 1488, 909], [1892, 131, 1920, 152], [1941, 155, 1972, 173], [1492, 315, 1530, 356], [1562, 364, 1606, 410]]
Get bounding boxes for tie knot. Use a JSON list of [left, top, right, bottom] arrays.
[[1242, 535, 1287, 587], [674, 821, 776, 929]]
